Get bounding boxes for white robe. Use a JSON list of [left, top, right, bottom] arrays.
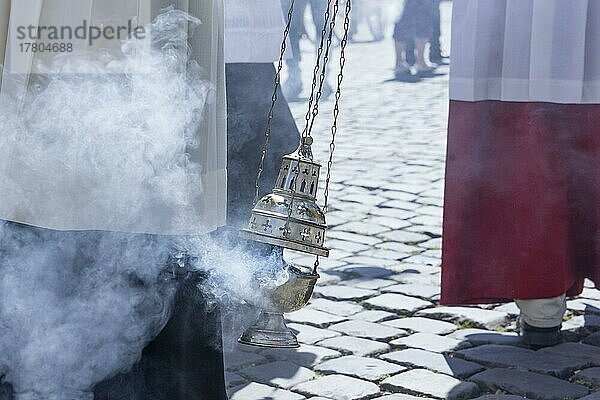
[[0, 0, 227, 235], [450, 0, 600, 104], [224, 0, 287, 63]]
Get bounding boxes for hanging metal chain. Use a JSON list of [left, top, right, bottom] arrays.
[[314, 0, 352, 274], [301, 0, 335, 140], [253, 0, 296, 206], [323, 0, 350, 212], [282, 0, 341, 245], [305, 0, 341, 139]]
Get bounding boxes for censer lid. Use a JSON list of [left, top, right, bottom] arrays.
[[240, 137, 329, 257]]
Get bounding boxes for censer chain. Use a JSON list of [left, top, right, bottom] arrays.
[[314, 0, 352, 273], [282, 0, 341, 261], [301, 0, 336, 140], [253, 0, 296, 206]]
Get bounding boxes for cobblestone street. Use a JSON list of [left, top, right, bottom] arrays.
[[225, 3, 600, 399]]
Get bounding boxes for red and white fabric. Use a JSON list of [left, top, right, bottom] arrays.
[[442, 0, 600, 304]]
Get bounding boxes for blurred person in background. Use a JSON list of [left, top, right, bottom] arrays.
[[281, 0, 332, 101], [442, 0, 600, 348], [393, 0, 438, 79], [350, 0, 385, 42], [428, 0, 445, 65]]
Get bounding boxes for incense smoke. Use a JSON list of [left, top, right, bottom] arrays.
[[0, 9, 286, 400]]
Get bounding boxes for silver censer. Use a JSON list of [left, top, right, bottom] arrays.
[[239, 137, 329, 348]]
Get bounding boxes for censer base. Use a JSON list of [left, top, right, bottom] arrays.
[[238, 312, 300, 348]]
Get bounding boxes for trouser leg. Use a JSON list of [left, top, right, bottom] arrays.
[[429, 0, 442, 61], [515, 294, 567, 328], [282, 0, 307, 99]]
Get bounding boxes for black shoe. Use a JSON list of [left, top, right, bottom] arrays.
[[520, 320, 562, 349], [430, 57, 449, 65]]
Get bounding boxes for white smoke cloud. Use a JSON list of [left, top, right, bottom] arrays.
[[0, 8, 209, 233], [0, 8, 288, 400]]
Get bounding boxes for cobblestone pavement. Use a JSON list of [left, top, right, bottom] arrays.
[[225, 3, 600, 400]]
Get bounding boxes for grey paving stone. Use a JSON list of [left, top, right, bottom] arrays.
[[341, 278, 397, 290], [401, 253, 441, 265], [382, 317, 457, 335], [415, 205, 443, 218], [292, 374, 380, 400], [471, 396, 526, 400], [409, 215, 442, 226], [352, 310, 396, 322], [580, 393, 600, 400], [563, 314, 600, 330], [391, 332, 467, 353], [381, 369, 480, 400], [380, 230, 431, 244], [372, 395, 435, 400], [240, 360, 316, 389], [448, 329, 520, 345], [539, 342, 600, 366], [493, 302, 520, 316], [306, 298, 364, 316], [420, 237, 442, 250], [573, 367, 600, 388], [369, 207, 417, 220], [580, 288, 600, 300], [380, 191, 419, 202], [287, 323, 341, 345], [326, 239, 371, 253], [365, 216, 413, 231], [261, 344, 342, 368], [584, 331, 600, 347], [417, 307, 509, 329], [225, 350, 268, 370], [341, 256, 398, 267], [229, 382, 306, 400], [315, 355, 406, 381], [376, 241, 424, 254], [381, 348, 484, 378], [317, 335, 391, 356], [327, 231, 381, 245], [225, 371, 247, 388], [567, 298, 600, 314], [329, 320, 407, 341], [364, 293, 433, 314], [287, 254, 346, 270], [339, 265, 396, 278], [380, 200, 422, 212], [389, 270, 441, 286], [286, 308, 347, 328], [329, 250, 355, 261], [469, 368, 589, 400], [382, 283, 440, 299], [358, 248, 408, 261], [318, 272, 344, 285], [336, 221, 389, 235], [457, 344, 587, 378], [314, 285, 377, 301]]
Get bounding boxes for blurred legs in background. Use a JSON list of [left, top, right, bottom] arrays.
[[282, 0, 330, 101], [393, 0, 437, 77]]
